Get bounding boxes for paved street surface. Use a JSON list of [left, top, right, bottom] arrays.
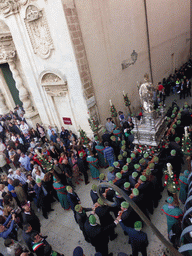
[[0, 92, 191, 255]]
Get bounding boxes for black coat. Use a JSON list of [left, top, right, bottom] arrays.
[[22, 209, 41, 232]]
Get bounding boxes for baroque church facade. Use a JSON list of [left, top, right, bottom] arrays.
[[0, 0, 190, 135]]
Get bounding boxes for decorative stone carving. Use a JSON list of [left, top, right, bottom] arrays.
[[8, 60, 34, 116], [0, 0, 28, 17], [24, 5, 54, 59], [0, 89, 9, 114], [0, 50, 16, 64], [41, 72, 68, 97], [0, 32, 16, 64]]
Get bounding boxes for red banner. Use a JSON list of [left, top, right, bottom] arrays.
[[63, 117, 72, 125]]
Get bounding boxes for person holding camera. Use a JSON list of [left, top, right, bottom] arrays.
[[0, 212, 17, 240]]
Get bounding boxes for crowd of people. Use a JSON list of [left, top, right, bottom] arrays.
[[0, 61, 191, 256]]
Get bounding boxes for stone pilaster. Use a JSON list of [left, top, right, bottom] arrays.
[[0, 89, 9, 115]]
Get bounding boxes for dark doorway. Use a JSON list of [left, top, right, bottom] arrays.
[[0, 63, 22, 106]]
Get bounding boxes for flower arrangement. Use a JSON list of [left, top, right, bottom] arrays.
[[88, 116, 99, 133], [110, 104, 117, 117], [123, 93, 131, 107], [164, 163, 180, 193], [79, 127, 90, 145]]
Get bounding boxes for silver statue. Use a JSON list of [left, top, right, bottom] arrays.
[[139, 74, 154, 113]]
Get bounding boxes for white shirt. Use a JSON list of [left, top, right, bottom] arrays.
[[20, 123, 29, 134]]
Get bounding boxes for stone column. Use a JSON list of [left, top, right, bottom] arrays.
[[8, 59, 34, 118], [0, 89, 9, 115]]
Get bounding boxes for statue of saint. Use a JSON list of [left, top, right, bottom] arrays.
[[139, 74, 154, 113]]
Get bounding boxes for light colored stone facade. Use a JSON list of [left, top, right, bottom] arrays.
[[0, 0, 190, 133]]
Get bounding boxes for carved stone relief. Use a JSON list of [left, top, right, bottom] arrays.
[[24, 5, 54, 59], [0, 0, 28, 17], [41, 72, 68, 97], [0, 32, 16, 64]]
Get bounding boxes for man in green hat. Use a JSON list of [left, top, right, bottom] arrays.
[[117, 154, 124, 168], [95, 143, 108, 169], [90, 184, 99, 204], [77, 152, 89, 185], [107, 166, 116, 181], [111, 134, 121, 159], [74, 204, 92, 242], [114, 172, 126, 188], [129, 172, 138, 187], [93, 198, 118, 241], [121, 165, 130, 180], [161, 196, 183, 233], [113, 161, 121, 173], [119, 220, 148, 256], [122, 182, 131, 196], [84, 214, 117, 256], [86, 152, 100, 180]]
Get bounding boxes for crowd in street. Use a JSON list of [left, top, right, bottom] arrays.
[[0, 61, 191, 256]]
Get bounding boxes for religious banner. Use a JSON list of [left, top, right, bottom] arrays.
[[63, 117, 72, 125]]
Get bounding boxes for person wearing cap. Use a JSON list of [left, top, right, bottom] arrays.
[[77, 152, 89, 185], [143, 153, 150, 163], [113, 161, 121, 173], [126, 157, 134, 173], [95, 143, 108, 168], [93, 198, 118, 241], [111, 135, 121, 159], [134, 164, 142, 173], [21, 201, 41, 232], [179, 170, 189, 204], [139, 158, 147, 171], [66, 185, 80, 211], [175, 120, 184, 140], [114, 172, 126, 188], [118, 155, 124, 169], [121, 165, 130, 180], [86, 152, 100, 180], [34, 178, 53, 219], [122, 182, 131, 196], [74, 204, 92, 242], [119, 220, 148, 256], [84, 214, 116, 256], [90, 184, 99, 204], [129, 172, 138, 188], [53, 174, 70, 210], [161, 196, 183, 233], [103, 141, 115, 167], [107, 166, 116, 182]]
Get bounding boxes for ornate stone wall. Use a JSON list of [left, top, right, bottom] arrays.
[[62, 1, 100, 123]]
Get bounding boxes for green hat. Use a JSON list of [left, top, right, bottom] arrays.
[[172, 124, 176, 129], [36, 178, 41, 183], [171, 129, 175, 133], [145, 169, 151, 176], [121, 145, 126, 150], [95, 136, 98, 140], [103, 128, 106, 133], [124, 182, 130, 188], [180, 108, 183, 112], [109, 180, 113, 184], [175, 137, 180, 142], [140, 175, 146, 182], [121, 140, 126, 145], [115, 191, 119, 196], [110, 136, 115, 140], [171, 149, 176, 156], [132, 172, 138, 178], [116, 172, 122, 179], [177, 120, 181, 125], [133, 188, 139, 196], [171, 114, 175, 118], [79, 152, 83, 157], [122, 165, 128, 171], [134, 221, 142, 231], [118, 155, 123, 160], [131, 153, 135, 158], [149, 163, 155, 169], [89, 215, 96, 224], [134, 164, 140, 170], [121, 201, 129, 209], [123, 152, 127, 157], [75, 204, 82, 212], [92, 184, 97, 191], [167, 196, 174, 204], [153, 156, 159, 162], [127, 158, 131, 163], [99, 173, 105, 180], [139, 158, 145, 164], [113, 161, 119, 167], [184, 105, 188, 108], [97, 198, 104, 205], [66, 186, 72, 192], [108, 166, 114, 172], [167, 117, 170, 121], [144, 153, 149, 158]]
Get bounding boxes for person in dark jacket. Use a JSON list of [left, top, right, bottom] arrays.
[[90, 184, 99, 204], [84, 214, 116, 256], [21, 201, 41, 232], [77, 152, 89, 185], [22, 224, 34, 252], [120, 221, 148, 256], [31, 231, 52, 256], [66, 186, 80, 211]]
